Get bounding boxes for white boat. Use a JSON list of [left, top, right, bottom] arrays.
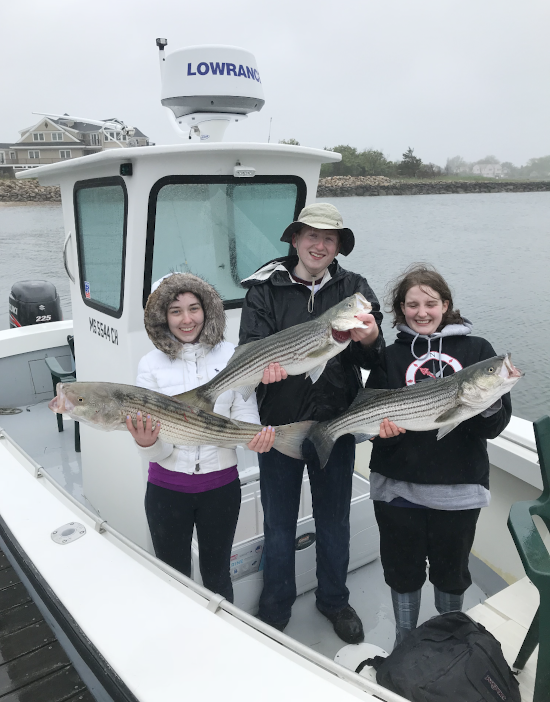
[[0, 39, 544, 702]]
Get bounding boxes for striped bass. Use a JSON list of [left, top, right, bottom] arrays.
[[180, 293, 372, 412], [49, 382, 313, 460], [308, 354, 523, 469]]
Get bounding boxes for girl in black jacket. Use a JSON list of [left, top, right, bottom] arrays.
[[366, 264, 512, 646]]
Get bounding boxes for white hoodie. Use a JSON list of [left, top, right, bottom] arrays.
[[135, 341, 261, 475]]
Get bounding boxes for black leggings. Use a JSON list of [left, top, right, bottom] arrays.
[[374, 501, 481, 595], [145, 479, 241, 602]]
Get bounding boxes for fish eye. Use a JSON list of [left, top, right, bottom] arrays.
[[487, 367, 494, 373], [78, 397, 84, 402]]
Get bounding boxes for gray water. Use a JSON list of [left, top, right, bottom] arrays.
[[1, 193, 549, 421]]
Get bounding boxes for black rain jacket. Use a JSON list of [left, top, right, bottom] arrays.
[[239, 256, 384, 426]]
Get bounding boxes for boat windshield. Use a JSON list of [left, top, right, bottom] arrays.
[[144, 176, 305, 307]]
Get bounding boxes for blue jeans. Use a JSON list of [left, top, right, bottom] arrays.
[[258, 435, 356, 624]]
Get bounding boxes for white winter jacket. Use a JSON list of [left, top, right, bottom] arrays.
[[136, 341, 261, 475]]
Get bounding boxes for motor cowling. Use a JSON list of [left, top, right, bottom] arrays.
[[9, 280, 62, 328]]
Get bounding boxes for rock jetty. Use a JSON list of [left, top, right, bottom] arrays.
[[2, 175, 549, 203], [317, 176, 550, 197], [0, 179, 61, 203]]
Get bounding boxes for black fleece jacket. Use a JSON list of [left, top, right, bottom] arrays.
[[366, 332, 512, 488], [239, 256, 383, 425]]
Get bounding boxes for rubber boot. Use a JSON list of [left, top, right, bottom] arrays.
[[434, 586, 464, 614], [391, 588, 422, 648]]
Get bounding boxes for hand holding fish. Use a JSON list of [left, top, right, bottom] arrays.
[[379, 417, 406, 439], [350, 313, 379, 346], [247, 426, 276, 453], [126, 411, 161, 448], [261, 362, 288, 385]]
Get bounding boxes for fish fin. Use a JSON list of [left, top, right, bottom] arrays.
[[228, 341, 257, 362], [435, 407, 462, 423], [273, 420, 316, 460], [350, 387, 390, 409], [436, 423, 462, 440], [306, 422, 336, 469], [305, 362, 327, 384], [234, 384, 257, 402], [172, 388, 214, 412], [353, 432, 376, 444]]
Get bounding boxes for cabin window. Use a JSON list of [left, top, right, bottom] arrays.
[[51, 132, 64, 141], [145, 176, 306, 309], [74, 178, 127, 318], [33, 133, 45, 141]]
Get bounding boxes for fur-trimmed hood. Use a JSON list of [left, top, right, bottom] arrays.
[[144, 273, 226, 360]]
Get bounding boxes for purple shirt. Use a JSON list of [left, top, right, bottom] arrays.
[[148, 462, 238, 494]]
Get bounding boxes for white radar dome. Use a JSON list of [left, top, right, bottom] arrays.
[[156, 40, 265, 142]]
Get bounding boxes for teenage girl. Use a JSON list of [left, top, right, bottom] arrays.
[[366, 263, 512, 645], [127, 272, 274, 603]]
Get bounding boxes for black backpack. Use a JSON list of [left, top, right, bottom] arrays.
[[366, 612, 520, 702]]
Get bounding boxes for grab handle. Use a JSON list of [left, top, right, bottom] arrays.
[[63, 231, 75, 284]]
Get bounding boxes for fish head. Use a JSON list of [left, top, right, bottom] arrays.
[[48, 382, 126, 431], [457, 354, 523, 410], [328, 294, 373, 334]]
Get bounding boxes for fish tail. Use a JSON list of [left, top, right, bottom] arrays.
[[173, 386, 215, 412], [307, 421, 336, 469], [273, 420, 316, 460]]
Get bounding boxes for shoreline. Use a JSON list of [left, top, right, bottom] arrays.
[[317, 177, 550, 197], [2, 178, 549, 203]]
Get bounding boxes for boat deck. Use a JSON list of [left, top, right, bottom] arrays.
[[0, 400, 541, 701], [469, 577, 539, 702], [0, 546, 92, 702]]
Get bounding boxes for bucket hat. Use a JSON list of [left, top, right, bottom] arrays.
[[280, 203, 355, 256]]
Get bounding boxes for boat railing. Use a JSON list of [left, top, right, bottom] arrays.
[[0, 426, 406, 702]]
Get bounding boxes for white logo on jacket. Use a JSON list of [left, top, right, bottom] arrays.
[[405, 352, 463, 385]]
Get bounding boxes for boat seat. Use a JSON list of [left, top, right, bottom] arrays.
[[507, 415, 550, 702], [44, 334, 80, 452]]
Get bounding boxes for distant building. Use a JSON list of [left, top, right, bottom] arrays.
[[472, 163, 503, 178], [0, 115, 150, 174]]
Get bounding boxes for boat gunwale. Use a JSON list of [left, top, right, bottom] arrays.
[[0, 426, 406, 702]]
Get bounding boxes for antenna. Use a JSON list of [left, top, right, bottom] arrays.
[[33, 112, 136, 148], [268, 117, 272, 143]]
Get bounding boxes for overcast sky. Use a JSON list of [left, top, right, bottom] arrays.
[[1, 0, 548, 166]]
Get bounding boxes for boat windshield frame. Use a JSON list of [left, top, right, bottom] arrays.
[[73, 175, 129, 319], [143, 174, 306, 309]]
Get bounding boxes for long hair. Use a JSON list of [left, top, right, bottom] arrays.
[[387, 263, 463, 329]]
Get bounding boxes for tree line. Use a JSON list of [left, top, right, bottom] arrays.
[[278, 140, 550, 179]]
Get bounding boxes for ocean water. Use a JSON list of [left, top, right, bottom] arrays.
[[1, 192, 549, 421]]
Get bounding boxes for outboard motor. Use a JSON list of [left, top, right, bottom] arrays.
[[9, 280, 62, 328]]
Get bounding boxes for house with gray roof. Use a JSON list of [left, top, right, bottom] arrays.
[[1, 115, 150, 174]]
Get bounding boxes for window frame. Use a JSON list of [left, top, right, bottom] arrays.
[[51, 132, 64, 141], [143, 175, 306, 310], [73, 176, 128, 319], [28, 150, 40, 159], [59, 150, 72, 159], [33, 133, 45, 142]]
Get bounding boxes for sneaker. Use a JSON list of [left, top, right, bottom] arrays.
[[316, 603, 364, 644]]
